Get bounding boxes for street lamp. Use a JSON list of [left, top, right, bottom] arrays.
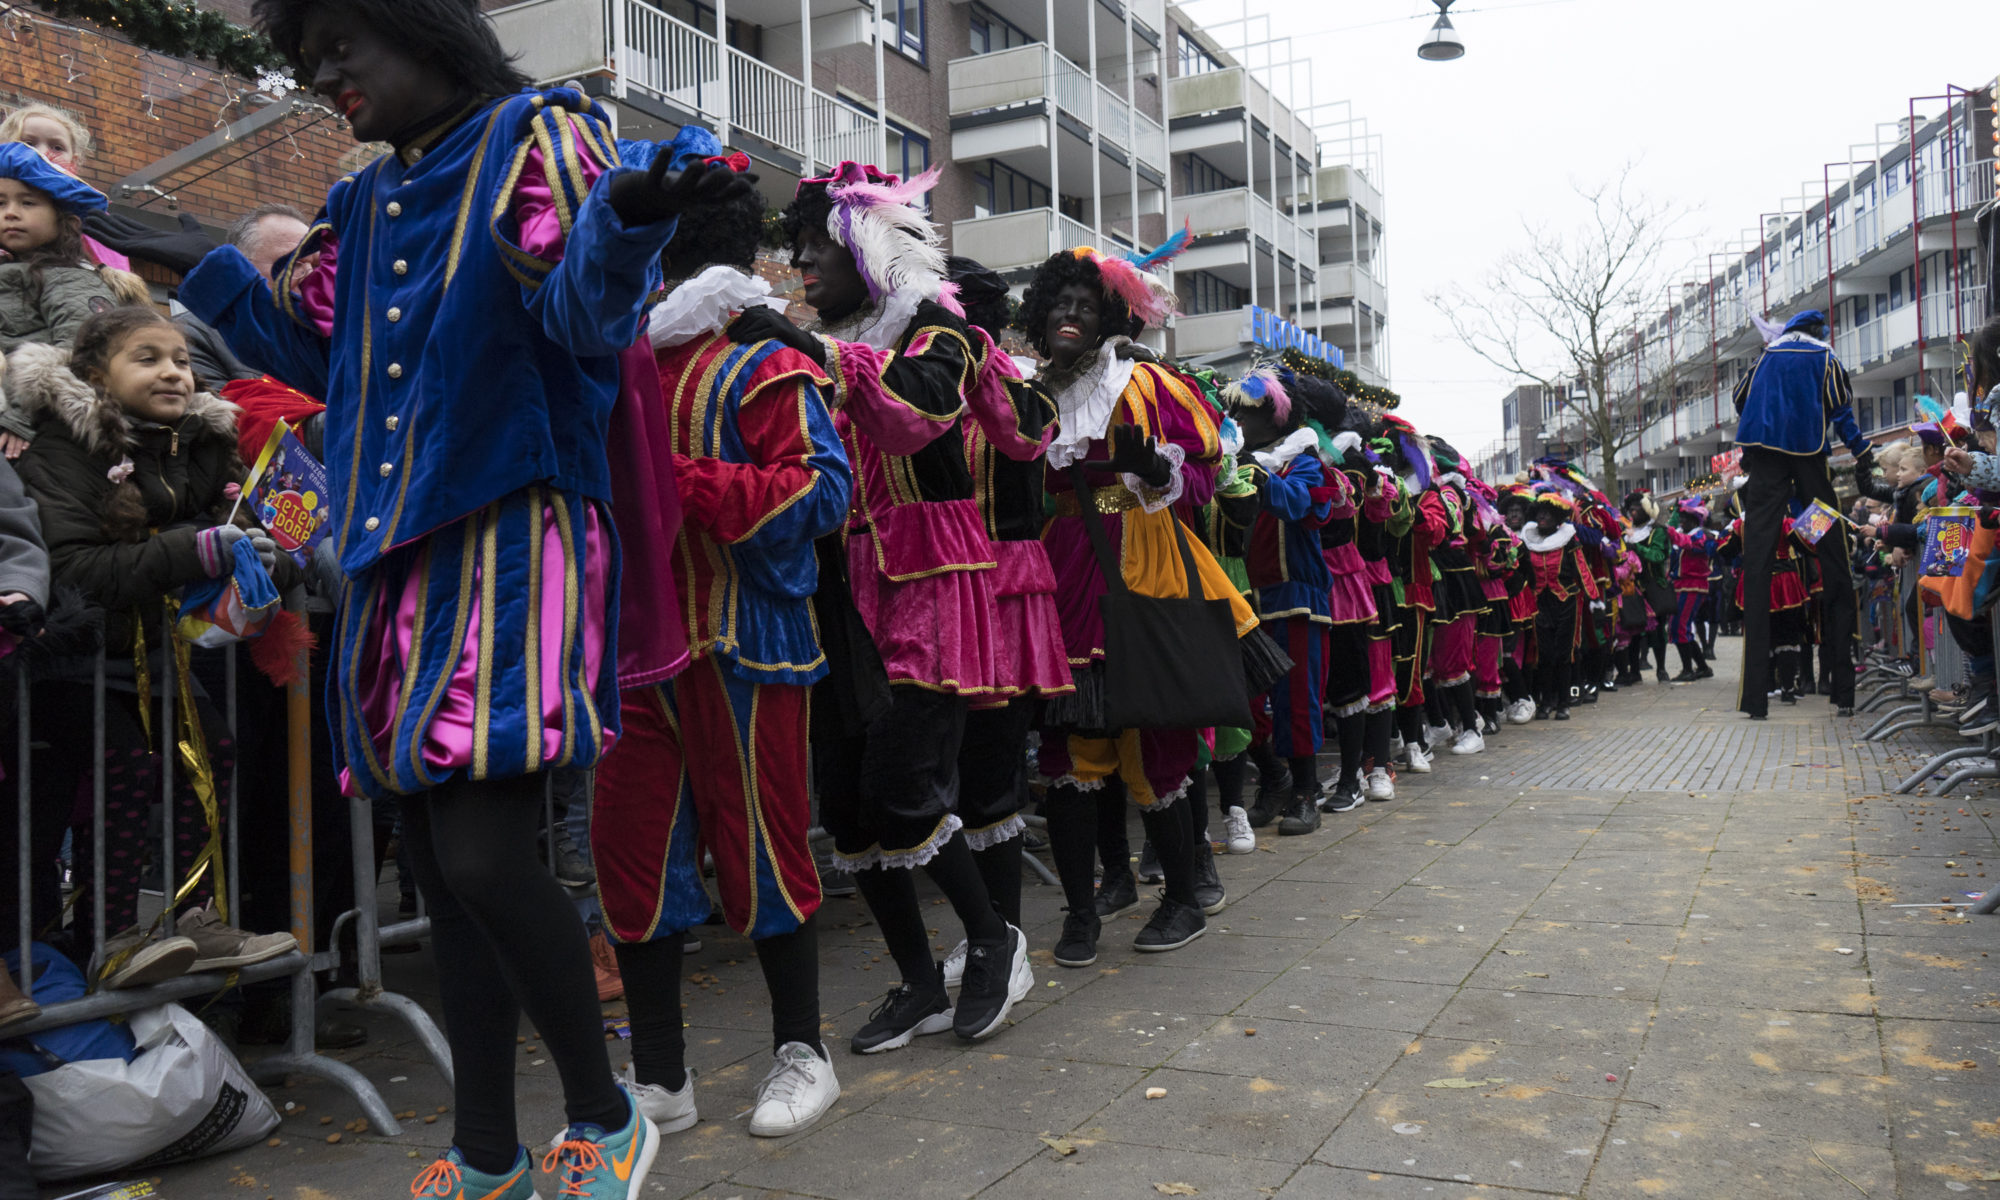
[[1417, 0, 1465, 61]]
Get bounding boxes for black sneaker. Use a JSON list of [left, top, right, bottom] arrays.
[[1693, 665, 1714, 680], [1554, 708, 1571, 721], [1191, 841, 1226, 915], [851, 973, 953, 1054], [1137, 840, 1163, 884], [548, 824, 595, 889], [1277, 790, 1321, 836], [1247, 762, 1290, 827], [1095, 870, 1139, 917], [1053, 907, 1101, 968], [1320, 778, 1364, 814], [953, 926, 1026, 1040], [1133, 895, 1206, 953], [1656, 666, 1671, 683]]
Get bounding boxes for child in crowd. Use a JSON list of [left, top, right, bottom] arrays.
[[0, 102, 132, 271], [10, 307, 297, 986]]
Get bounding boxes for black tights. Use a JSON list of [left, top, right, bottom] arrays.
[[398, 773, 625, 1175], [1364, 708, 1394, 769], [853, 831, 1005, 990], [1048, 782, 1199, 910], [614, 916, 822, 1092], [1212, 755, 1247, 815]]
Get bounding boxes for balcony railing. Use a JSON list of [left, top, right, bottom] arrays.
[[952, 208, 1105, 271], [1179, 186, 1307, 254], [948, 44, 1164, 172]]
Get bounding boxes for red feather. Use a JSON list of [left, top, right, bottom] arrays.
[[250, 609, 317, 688]]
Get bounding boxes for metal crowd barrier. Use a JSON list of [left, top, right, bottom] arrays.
[[7, 605, 408, 1134], [1864, 560, 1967, 740]]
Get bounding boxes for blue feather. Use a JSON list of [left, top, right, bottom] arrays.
[[1126, 219, 1194, 271]]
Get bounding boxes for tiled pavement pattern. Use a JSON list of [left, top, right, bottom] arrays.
[[62, 639, 2000, 1199]]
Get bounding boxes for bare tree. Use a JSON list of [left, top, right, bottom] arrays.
[[1428, 167, 1685, 489]]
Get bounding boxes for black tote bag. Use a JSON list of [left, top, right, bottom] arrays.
[[1069, 465, 1254, 731]]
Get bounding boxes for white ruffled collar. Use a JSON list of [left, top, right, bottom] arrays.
[[1044, 337, 1137, 471], [1251, 428, 1321, 474], [816, 288, 926, 353], [1622, 521, 1654, 545], [1521, 522, 1575, 552], [647, 265, 779, 350]]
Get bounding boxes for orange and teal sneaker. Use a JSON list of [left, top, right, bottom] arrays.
[[541, 1097, 658, 1199], [411, 1146, 539, 1199]]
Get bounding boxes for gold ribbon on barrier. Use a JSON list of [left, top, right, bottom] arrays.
[[167, 599, 229, 925]]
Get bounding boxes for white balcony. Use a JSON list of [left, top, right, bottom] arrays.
[[1173, 310, 1247, 358], [1177, 187, 1307, 253], [951, 208, 1097, 273], [1317, 261, 1387, 317], [1166, 67, 1312, 155], [948, 45, 1165, 173], [490, 0, 880, 176]]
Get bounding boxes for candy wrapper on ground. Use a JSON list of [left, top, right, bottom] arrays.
[[1921, 506, 1976, 576]]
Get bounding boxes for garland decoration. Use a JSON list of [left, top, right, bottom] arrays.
[[1278, 347, 1400, 411], [31, 0, 286, 80]]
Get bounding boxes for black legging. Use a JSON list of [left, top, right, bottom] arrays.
[[614, 917, 821, 1092], [398, 773, 626, 1175]]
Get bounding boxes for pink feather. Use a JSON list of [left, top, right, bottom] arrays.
[[1091, 255, 1177, 327], [827, 164, 943, 209]]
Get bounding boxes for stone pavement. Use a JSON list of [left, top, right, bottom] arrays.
[[48, 638, 2000, 1199]]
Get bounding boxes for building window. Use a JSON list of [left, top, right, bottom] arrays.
[[1177, 30, 1222, 76], [885, 123, 931, 202], [1891, 377, 1909, 427], [971, 159, 1051, 218], [968, 2, 1031, 55], [1856, 397, 1875, 431], [892, 0, 926, 64], [1183, 270, 1245, 316], [1180, 153, 1242, 196], [1889, 269, 1904, 310]]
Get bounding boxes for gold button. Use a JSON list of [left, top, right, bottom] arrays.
[[364, 517, 380, 532], [393, 259, 408, 275], [386, 415, 400, 431], [408, 148, 423, 163], [387, 363, 402, 379], [387, 307, 402, 323], [380, 463, 393, 477], [386, 201, 402, 217]]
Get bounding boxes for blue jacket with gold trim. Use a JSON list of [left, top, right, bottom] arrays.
[[182, 87, 677, 577]]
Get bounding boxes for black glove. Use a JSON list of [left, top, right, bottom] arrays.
[[1853, 447, 1876, 479], [608, 157, 761, 228], [1114, 342, 1159, 365], [726, 306, 825, 366], [83, 211, 219, 275], [1108, 424, 1171, 488], [0, 599, 44, 636]]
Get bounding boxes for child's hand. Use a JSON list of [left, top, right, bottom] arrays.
[[0, 433, 28, 460], [195, 525, 248, 577], [608, 157, 760, 228]]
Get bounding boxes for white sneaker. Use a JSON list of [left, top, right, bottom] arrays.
[[1222, 805, 1256, 854], [748, 1042, 840, 1138], [1389, 733, 1405, 757], [622, 1064, 697, 1135], [1364, 768, 1395, 801], [1404, 743, 1433, 774], [941, 939, 968, 988], [1450, 729, 1484, 756], [1506, 698, 1536, 725], [1425, 723, 1455, 748]]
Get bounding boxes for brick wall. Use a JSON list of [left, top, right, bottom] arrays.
[[2, 8, 357, 237]]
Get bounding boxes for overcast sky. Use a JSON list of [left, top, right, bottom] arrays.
[[1178, 0, 1996, 460]]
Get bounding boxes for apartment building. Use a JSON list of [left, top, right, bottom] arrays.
[[487, 0, 1387, 379], [1514, 80, 1996, 500], [1470, 383, 1555, 484]]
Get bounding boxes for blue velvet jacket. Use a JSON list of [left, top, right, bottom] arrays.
[[1732, 314, 1866, 458], [181, 88, 677, 577], [1243, 440, 1335, 622]]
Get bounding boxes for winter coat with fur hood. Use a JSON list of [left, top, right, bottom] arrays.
[[6, 341, 252, 652]]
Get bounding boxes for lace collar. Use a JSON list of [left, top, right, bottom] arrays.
[[1521, 522, 1575, 552], [647, 265, 778, 350], [814, 287, 926, 353], [1043, 338, 1137, 471], [1622, 521, 1654, 546], [1251, 428, 1321, 474]]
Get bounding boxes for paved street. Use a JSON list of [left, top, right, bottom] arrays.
[[66, 639, 2000, 1199]]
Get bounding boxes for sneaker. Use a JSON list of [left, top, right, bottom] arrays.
[[1364, 768, 1395, 802], [411, 1146, 538, 1199], [1136, 840, 1163, 884], [1909, 674, 1938, 692], [1962, 713, 2000, 737], [941, 939, 969, 988], [1053, 907, 1102, 968], [175, 902, 297, 972], [542, 1095, 658, 1200], [1404, 743, 1433, 774], [748, 1042, 840, 1137], [1277, 789, 1321, 836], [1320, 778, 1365, 813], [1480, 714, 1501, 736], [1248, 761, 1290, 827], [1094, 870, 1139, 917], [1191, 841, 1227, 915], [1505, 698, 1536, 725], [1450, 729, 1484, 756], [590, 933, 625, 1002], [1425, 723, 1455, 748], [851, 973, 953, 1054], [97, 926, 199, 990], [953, 925, 1028, 1040], [1961, 695, 1993, 725], [817, 858, 857, 898], [549, 823, 595, 889], [1554, 708, 1571, 721], [1133, 895, 1206, 953], [1655, 666, 1671, 683], [1222, 805, 1256, 855], [1692, 664, 1715, 680], [622, 1064, 696, 1135], [682, 930, 701, 955]]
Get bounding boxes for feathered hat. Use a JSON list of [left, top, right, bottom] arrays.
[[1380, 414, 1435, 490], [1677, 496, 1710, 520], [1221, 367, 1291, 423], [1068, 220, 1193, 329], [799, 161, 956, 310], [1622, 488, 1658, 522]]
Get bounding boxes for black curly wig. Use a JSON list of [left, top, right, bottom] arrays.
[[1285, 371, 1348, 434], [664, 177, 766, 276], [777, 181, 834, 261], [947, 256, 1011, 341], [1015, 251, 1142, 358], [254, 0, 532, 97]]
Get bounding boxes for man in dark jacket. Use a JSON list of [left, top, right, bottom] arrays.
[[1731, 310, 1869, 717]]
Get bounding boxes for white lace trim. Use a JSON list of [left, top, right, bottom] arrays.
[[1141, 776, 1192, 811], [1250, 428, 1320, 475], [1045, 338, 1137, 470], [961, 813, 1027, 852], [1125, 441, 1185, 514], [1039, 774, 1107, 793], [1520, 522, 1576, 553], [646, 264, 779, 350], [816, 288, 925, 353], [824, 814, 964, 873], [1622, 522, 1654, 546], [1773, 328, 1831, 350]]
